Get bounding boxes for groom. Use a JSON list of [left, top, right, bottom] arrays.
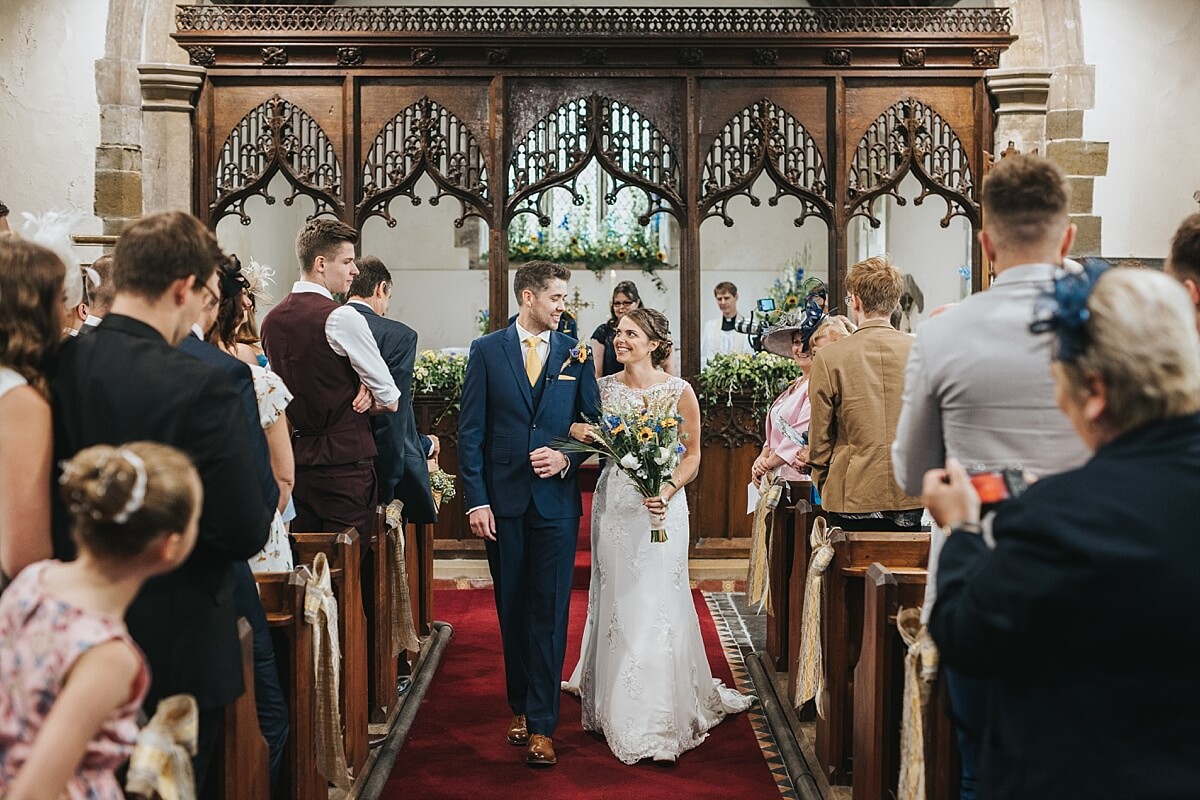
[[459, 261, 600, 767]]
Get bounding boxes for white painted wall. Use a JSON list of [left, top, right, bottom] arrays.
[[0, 0, 107, 234], [1080, 0, 1200, 257]]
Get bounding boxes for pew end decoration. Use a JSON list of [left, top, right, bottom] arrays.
[[428, 469, 457, 508], [560, 395, 686, 543], [125, 694, 198, 800]]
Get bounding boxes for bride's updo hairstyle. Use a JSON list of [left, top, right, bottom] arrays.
[[59, 442, 200, 559], [624, 307, 674, 367]]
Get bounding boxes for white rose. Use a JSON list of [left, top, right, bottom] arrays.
[[620, 453, 640, 470], [654, 447, 671, 465]]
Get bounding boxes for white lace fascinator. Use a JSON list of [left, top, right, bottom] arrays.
[[21, 209, 87, 308]]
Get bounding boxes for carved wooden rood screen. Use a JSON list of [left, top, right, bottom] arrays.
[[176, 5, 1013, 556]]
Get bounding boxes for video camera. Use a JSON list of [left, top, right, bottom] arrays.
[[734, 298, 776, 351]]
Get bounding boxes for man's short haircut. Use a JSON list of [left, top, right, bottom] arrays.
[[847, 254, 905, 316], [348, 255, 392, 299], [714, 281, 738, 297], [86, 254, 116, 314], [112, 212, 224, 300], [295, 218, 358, 273], [1168, 213, 1200, 282], [513, 260, 571, 301], [982, 154, 1070, 249]]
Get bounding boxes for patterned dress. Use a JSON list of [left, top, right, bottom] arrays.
[[0, 562, 149, 799], [248, 364, 295, 573]]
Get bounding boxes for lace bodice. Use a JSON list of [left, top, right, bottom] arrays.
[[598, 374, 688, 416]]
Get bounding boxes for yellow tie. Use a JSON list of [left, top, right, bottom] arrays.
[[524, 336, 543, 386]]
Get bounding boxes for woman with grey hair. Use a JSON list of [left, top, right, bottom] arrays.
[[922, 264, 1200, 800]]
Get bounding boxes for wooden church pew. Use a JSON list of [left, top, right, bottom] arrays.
[[216, 617, 269, 800], [368, 506, 397, 721], [765, 478, 813, 674], [291, 529, 370, 780], [256, 569, 323, 800], [411, 521, 436, 637], [852, 563, 928, 800], [817, 530, 929, 784]]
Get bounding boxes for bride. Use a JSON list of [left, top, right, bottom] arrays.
[[562, 307, 753, 764]]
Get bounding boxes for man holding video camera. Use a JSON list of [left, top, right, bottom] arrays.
[[891, 154, 1090, 800]]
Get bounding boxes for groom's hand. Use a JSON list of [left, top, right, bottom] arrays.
[[469, 507, 497, 541], [530, 447, 568, 479]]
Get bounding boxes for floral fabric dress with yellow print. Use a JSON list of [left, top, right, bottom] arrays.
[[248, 364, 295, 574], [563, 375, 753, 764]]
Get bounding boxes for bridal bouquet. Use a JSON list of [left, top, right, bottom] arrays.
[[562, 395, 687, 543]]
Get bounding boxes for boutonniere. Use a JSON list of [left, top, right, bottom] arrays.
[[560, 343, 590, 372]]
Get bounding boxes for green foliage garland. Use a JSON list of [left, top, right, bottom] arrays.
[[697, 351, 803, 417]]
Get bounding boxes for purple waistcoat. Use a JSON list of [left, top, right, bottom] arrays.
[[261, 292, 377, 467]]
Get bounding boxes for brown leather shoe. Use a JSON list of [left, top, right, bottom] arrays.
[[525, 734, 557, 767], [507, 714, 529, 746]]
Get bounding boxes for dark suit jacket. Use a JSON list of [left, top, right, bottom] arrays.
[[178, 331, 279, 512], [931, 413, 1200, 800], [458, 325, 600, 519], [50, 314, 273, 711], [349, 302, 438, 523]]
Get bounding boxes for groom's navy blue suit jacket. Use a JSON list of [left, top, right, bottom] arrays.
[[459, 324, 601, 519]]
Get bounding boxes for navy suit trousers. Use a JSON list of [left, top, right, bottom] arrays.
[[486, 503, 579, 737]]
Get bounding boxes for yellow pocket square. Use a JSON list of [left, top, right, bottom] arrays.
[[556, 375, 577, 381]]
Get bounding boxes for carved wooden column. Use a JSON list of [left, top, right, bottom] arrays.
[[139, 64, 206, 214]]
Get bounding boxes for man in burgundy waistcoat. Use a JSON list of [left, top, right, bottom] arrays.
[[260, 219, 399, 541]]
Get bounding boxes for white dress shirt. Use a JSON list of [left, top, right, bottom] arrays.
[[290, 281, 400, 407]]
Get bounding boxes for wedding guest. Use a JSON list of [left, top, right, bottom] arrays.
[[0, 443, 200, 800], [0, 239, 65, 582], [204, 256, 292, 790], [808, 315, 856, 356], [751, 303, 826, 485], [891, 154, 1091, 800], [260, 219, 398, 543], [924, 266, 1200, 800], [700, 281, 754, 367], [590, 280, 643, 378], [808, 256, 922, 531], [233, 258, 275, 367], [49, 211, 271, 796], [1165, 212, 1200, 334], [345, 256, 438, 522]]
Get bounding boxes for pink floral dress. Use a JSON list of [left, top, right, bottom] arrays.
[[0, 562, 149, 799]]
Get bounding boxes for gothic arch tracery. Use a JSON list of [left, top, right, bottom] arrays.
[[212, 94, 343, 226], [846, 97, 977, 228], [506, 93, 683, 226], [358, 97, 491, 229], [700, 98, 833, 228]]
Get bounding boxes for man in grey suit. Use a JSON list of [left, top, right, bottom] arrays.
[[891, 154, 1090, 800]]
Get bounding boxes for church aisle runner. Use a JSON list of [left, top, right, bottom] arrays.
[[381, 588, 784, 799]]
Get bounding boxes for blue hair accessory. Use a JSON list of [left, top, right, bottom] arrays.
[[1030, 258, 1112, 362]]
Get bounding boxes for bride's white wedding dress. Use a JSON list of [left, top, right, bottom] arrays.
[[563, 375, 754, 764]]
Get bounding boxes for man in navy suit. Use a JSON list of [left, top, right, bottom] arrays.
[[459, 261, 600, 767], [345, 256, 438, 524]]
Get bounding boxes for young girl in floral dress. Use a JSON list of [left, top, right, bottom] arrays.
[[0, 442, 201, 799]]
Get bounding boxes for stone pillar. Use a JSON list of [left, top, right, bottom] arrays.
[[138, 64, 206, 214], [94, 0, 148, 236], [987, 68, 1052, 155]]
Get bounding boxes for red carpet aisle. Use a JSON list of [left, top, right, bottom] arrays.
[[380, 588, 784, 800]]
